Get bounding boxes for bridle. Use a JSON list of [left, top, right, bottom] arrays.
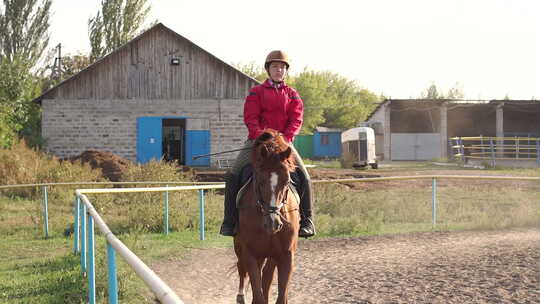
[[252, 171, 292, 225]]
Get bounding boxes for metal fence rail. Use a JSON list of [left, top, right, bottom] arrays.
[[3, 175, 540, 303], [0, 181, 221, 238], [75, 184, 224, 304], [451, 136, 540, 166], [76, 192, 183, 304]]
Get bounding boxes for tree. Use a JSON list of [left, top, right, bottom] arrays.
[[288, 69, 331, 133], [41, 51, 92, 91], [323, 88, 380, 129], [61, 53, 92, 77], [421, 84, 442, 99], [420, 82, 464, 99], [292, 69, 384, 133], [0, 0, 51, 148], [0, 56, 42, 148], [446, 82, 464, 99], [88, 0, 151, 60], [0, 0, 52, 67], [234, 61, 267, 82], [289, 69, 381, 132]]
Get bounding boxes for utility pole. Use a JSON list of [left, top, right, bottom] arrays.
[[53, 43, 62, 81]]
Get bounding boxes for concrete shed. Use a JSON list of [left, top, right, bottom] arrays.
[[363, 99, 540, 161], [313, 127, 342, 158], [34, 23, 259, 166]]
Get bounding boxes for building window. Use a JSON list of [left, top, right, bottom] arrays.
[[321, 134, 329, 145]]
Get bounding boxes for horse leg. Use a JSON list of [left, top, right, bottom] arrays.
[[234, 239, 247, 304], [244, 255, 265, 304], [262, 258, 276, 303], [236, 260, 248, 304], [275, 252, 294, 304]]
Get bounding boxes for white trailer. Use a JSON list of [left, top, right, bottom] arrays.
[[341, 127, 378, 169]]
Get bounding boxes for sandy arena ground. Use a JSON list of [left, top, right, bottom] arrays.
[[153, 228, 540, 304]]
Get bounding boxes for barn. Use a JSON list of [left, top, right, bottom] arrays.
[[363, 99, 540, 161], [34, 23, 259, 166]]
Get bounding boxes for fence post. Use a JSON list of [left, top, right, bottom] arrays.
[[432, 178, 437, 227], [527, 135, 531, 159], [107, 243, 118, 304], [80, 203, 87, 274], [515, 136, 519, 159], [74, 196, 80, 254], [199, 189, 205, 241], [42, 186, 49, 238], [537, 139, 540, 165], [458, 137, 465, 162], [87, 214, 96, 304], [163, 186, 169, 235], [489, 138, 496, 167], [480, 135, 485, 158]]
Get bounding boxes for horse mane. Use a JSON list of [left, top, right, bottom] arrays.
[[251, 129, 296, 172]]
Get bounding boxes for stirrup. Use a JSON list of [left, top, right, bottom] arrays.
[[299, 218, 315, 238], [220, 222, 236, 236]]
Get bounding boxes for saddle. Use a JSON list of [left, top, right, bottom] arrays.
[[235, 164, 302, 209]]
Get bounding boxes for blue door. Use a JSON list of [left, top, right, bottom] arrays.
[[185, 130, 210, 166], [137, 117, 163, 163]]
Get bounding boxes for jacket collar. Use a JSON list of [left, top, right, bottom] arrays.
[[263, 78, 286, 89]]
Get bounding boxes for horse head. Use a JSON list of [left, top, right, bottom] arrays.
[[251, 129, 296, 234]]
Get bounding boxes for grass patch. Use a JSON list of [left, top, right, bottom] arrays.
[[2, 162, 540, 302], [0, 235, 85, 303], [0, 207, 232, 304], [303, 158, 341, 168], [314, 182, 540, 237]]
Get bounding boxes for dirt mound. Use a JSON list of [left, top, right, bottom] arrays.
[[68, 150, 131, 181]]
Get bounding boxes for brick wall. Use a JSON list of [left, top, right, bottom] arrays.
[[41, 98, 247, 164]]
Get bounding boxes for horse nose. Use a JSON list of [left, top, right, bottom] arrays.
[[265, 214, 283, 234]]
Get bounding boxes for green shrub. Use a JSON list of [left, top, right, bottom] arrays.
[[0, 140, 104, 200], [339, 153, 356, 169], [97, 160, 198, 233]]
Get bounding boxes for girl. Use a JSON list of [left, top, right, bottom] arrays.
[[220, 50, 315, 238]]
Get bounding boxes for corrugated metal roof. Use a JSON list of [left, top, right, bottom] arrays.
[[364, 98, 540, 122]]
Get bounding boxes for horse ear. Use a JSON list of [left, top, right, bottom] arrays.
[[279, 147, 292, 161], [260, 145, 270, 159], [257, 132, 273, 143]]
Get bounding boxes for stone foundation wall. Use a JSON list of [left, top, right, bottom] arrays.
[[42, 98, 247, 164]]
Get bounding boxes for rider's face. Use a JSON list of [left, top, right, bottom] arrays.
[[268, 62, 287, 82]]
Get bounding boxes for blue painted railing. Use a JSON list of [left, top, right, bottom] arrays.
[[3, 176, 540, 302], [0, 181, 221, 238], [74, 184, 224, 304]]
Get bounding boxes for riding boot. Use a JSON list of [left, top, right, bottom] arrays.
[[219, 172, 240, 236], [297, 170, 316, 238]]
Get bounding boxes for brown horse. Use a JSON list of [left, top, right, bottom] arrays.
[[234, 129, 300, 304]]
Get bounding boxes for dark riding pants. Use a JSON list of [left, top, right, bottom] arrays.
[[223, 140, 314, 224]]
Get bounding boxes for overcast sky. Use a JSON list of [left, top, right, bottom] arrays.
[[49, 0, 540, 100]]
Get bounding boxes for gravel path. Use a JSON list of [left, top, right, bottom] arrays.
[[153, 228, 540, 304]]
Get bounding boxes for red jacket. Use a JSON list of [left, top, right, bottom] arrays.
[[244, 79, 303, 142]]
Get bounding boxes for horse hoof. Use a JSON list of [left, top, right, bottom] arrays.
[[236, 294, 245, 304]]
